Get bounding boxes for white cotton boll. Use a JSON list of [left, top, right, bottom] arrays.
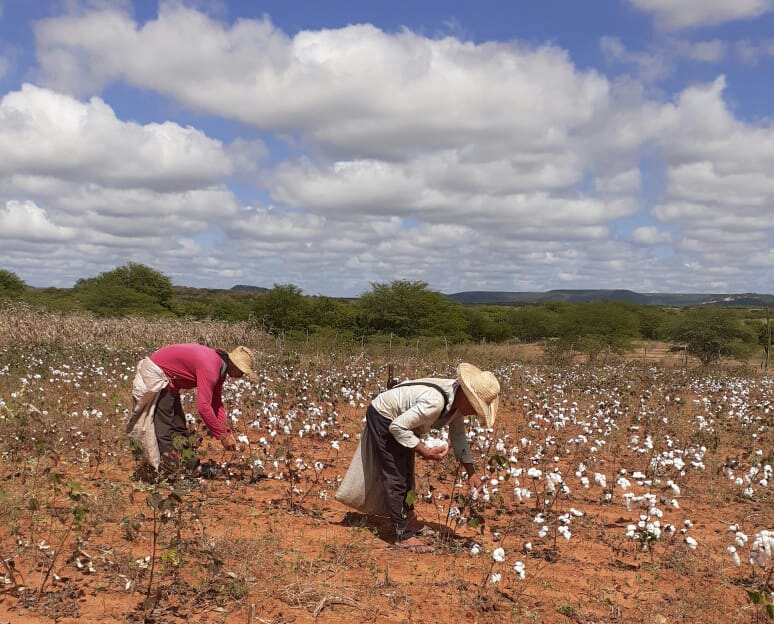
[[593, 473, 607, 488], [580, 476, 590, 489], [237, 434, 249, 445], [749, 530, 773, 568], [625, 525, 637, 539], [728, 523, 739, 533], [523, 542, 532, 553], [513, 561, 526, 579], [685, 536, 698, 550], [735, 532, 749, 548], [684, 519, 693, 528], [490, 572, 502, 584], [538, 526, 549, 538], [570, 508, 584, 517], [492, 547, 505, 563], [666, 480, 681, 496], [423, 436, 447, 449], [727, 546, 741, 567], [470, 544, 481, 556], [617, 477, 631, 491]]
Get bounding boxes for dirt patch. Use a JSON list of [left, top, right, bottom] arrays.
[[0, 346, 772, 623]]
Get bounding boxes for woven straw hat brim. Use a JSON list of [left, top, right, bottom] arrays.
[[228, 346, 257, 382], [457, 362, 500, 428]]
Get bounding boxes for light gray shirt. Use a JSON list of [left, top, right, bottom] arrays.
[[370, 377, 474, 464]]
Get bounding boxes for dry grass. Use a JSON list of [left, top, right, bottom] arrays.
[[0, 311, 772, 624]]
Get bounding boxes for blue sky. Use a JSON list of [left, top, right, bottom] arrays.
[[1, 0, 773, 296]]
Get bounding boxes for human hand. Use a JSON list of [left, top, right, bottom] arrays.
[[467, 472, 482, 492], [220, 432, 238, 451], [416, 442, 449, 461]]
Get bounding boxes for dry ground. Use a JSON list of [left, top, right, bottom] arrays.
[[0, 339, 772, 624]]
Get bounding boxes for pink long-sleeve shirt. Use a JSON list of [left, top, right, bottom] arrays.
[[150, 343, 231, 439]]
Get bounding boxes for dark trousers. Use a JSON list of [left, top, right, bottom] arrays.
[[365, 405, 416, 540], [154, 389, 197, 474]]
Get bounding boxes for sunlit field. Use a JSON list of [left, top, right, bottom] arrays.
[[1, 307, 772, 624]]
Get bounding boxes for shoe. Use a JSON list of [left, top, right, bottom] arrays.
[[388, 536, 434, 553]]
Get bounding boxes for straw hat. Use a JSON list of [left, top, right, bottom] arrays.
[[228, 346, 257, 382], [457, 363, 500, 428]]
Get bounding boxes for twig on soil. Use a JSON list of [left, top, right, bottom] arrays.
[[312, 594, 361, 618]]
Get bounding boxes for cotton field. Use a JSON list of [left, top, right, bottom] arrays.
[[0, 338, 772, 623]]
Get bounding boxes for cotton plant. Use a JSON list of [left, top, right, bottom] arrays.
[[726, 526, 774, 575], [481, 544, 528, 587]]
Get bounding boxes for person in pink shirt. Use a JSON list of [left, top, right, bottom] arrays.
[[147, 343, 257, 475]]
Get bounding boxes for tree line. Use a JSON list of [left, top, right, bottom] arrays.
[[1, 264, 770, 366]]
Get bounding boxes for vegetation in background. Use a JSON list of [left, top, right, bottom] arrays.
[[1, 264, 770, 364], [0, 268, 25, 299]]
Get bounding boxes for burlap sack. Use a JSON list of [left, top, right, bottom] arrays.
[[126, 357, 168, 470], [335, 427, 389, 516]]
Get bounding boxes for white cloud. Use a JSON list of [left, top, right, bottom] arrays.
[[628, 0, 774, 30], [673, 39, 727, 62], [600, 36, 671, 83], [2, 4, 770, 295], [0, 200, 75, 240], [0, 84, 232, 191], [595, 169, 642, 195], [633, 226, 672, 245], [736, 39, 774, 64], [33, 4, 609, 159]]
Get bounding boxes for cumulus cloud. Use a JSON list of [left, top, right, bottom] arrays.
[[2, 3, 770, 295], [633, 226, 672, 245], [0, 84, 232, 191], [33, 4, 609, 158], [0, 200, 76, 241], [628, 0, 774, 30]]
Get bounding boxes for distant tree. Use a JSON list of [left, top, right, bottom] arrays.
[[669, 307, 756, 365], [356, 280, 468, 341], [75, 263, 173, 316], [308, 296, 356, 330], [251, 284, 310, 334], [0, 269, 25, 299], [506, 304, 566, 342], [559, 302, 640, 349], [463, 306, 511, 342], [637, 305, 675, 341]]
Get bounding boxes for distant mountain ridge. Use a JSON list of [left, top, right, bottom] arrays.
[[445, 289, 774, 307]]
